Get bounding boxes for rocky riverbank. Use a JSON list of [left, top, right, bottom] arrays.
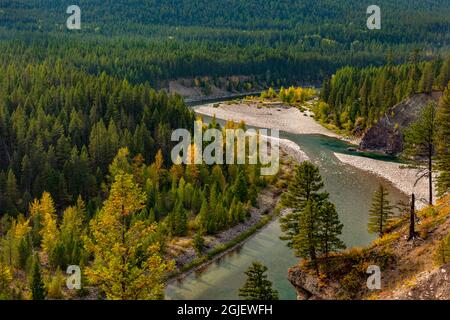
[[333, 153, 434, 209]]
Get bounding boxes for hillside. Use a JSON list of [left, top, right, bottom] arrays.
[[360, 91, 443, 154], [1, 1, 449, 87], [288, 194, 450, 300]]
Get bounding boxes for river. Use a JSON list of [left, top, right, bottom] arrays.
[[165, 108, 408, 300]]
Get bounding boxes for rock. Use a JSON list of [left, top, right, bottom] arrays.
[[360, 92, 442, 155], [287, 266, 338, 300]]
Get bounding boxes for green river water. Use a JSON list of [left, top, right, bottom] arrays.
[[165, 111, 408, 300]]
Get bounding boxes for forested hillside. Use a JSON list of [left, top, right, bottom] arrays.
[[317, 55, 450, 133], [0, 0, 449, 301], [1, 1, 449, 85]]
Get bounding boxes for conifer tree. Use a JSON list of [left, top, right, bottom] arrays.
[[239, 262, 278, 300], [436, 85, 450, 196], [280, 162, 327, 247], [281, 162, 345, 272], [318, 201, 346, 257], [193, 232, 205, 256], [368, 184, 394, 237], [234, 170, 248, 202], [291, 200, 321, 271], [31, 257, 46, 300], [402, 102, 437, 205]]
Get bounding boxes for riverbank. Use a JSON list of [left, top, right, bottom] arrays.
[[194, 101, 361, 144], [288, 193, 450, 300], [166, 139, 308, 284], [333, 152, 433, 209]]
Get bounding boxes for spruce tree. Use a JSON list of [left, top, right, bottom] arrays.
[[281, 162, 345, 273], [318, 201, 346, 258], [280, 161, 327, 247], [239, 262, 278, 300], [368, 184, 394, 237], [436, 85, 450, 196], [193, 232, 205, 256], [291, 200, 321, 272], [234, 170, 248, 202], [31, 257, 46, 300], [402, 102, 437, 205]]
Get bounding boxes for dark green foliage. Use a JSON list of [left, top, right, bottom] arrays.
[[239, 262, 278, 300], [436, 84, 450, 196], [368, 184, 394, 237], [280, 162, 327, 247], [234, 170, 248, 202], [193, 232, 205, 256], [318, 59, 448, 133], [31, 258, 46, 300], [17, 236, 32, 270], [402, 102, 438, 205], [0, 60, 195, 216], [280, 162, 345, 271], [318, 201, 346, 257]]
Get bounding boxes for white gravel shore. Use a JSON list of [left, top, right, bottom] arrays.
[[334, 153, 433, 209], [195, 102, 360, 144]]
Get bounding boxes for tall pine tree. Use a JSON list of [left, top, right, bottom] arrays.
[[368, 184, 394, 237], [402, 102, 438, 205], [239, 262, 278, 300], [436, 84, 450, 196]]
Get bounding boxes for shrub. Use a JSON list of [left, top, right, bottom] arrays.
[[435, 233, 450, 265], [47, 268, 64, 299]]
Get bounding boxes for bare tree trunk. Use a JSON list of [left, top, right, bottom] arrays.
[[408, 193, 418, 241]]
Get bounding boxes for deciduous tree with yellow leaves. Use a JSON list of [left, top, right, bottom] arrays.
[[84, 172, 174, 300]]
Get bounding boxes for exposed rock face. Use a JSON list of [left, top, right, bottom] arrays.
[[360, 92, 442, 155], [287, 266, 338, 300]]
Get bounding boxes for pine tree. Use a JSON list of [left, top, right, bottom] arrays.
[[234, 170, 248, 202], [318, 201, 346, 258], [291, 200, 321, 271], [281, 162, 345, 272], [193, 231, 205, 256], [436, 85, 450, 196], [31, 257, 46, 300], [368, 184, 394, 237], [402, 102, 437, 205], [239, 262, 278, 300], [280, 162, 327, 247]]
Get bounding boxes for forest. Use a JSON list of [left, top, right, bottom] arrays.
[[0, 1, 449, 86], [0, 0, 449, 301], [317, 55, 450, 133]]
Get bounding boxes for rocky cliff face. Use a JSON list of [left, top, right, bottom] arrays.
[[287, 266, 338, 300], [359, 92, 442, 155]]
